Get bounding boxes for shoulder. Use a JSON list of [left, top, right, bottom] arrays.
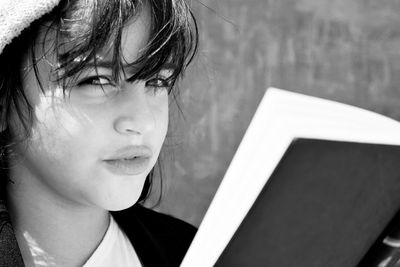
[[112, 204, 196, 267]]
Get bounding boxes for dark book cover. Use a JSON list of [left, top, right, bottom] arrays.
[[215, 139, 400, 267]]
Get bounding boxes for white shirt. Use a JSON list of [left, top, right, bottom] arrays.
[[83, 216, 142, 267]]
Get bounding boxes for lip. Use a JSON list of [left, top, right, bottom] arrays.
[[102, 145, 153, 176]]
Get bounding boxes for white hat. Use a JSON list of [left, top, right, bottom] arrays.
[[0, 0, 60, 54]]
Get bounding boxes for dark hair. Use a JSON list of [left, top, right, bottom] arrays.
[[0, 0, 198, 201]]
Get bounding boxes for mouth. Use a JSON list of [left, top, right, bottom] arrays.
[[103, 146, 152, 176]]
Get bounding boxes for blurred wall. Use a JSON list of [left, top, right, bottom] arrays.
[[147, 0, 400, 226]]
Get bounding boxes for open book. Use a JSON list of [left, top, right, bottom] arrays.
[[180, 88, 400, 267]]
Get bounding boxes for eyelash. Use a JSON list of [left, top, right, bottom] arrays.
[[77, 75, 172, 95], [77, 76, 115, 87], [145, 77, 172, 94]]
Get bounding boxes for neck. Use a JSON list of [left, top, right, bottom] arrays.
[[6, 169, 109, 267]]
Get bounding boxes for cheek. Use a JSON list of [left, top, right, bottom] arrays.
[[159, 100, 169, 133], [22, 110, 92, 188], [153, 96, 169, 143], [15, 84, 107, 174], [12, 98, 109, 203], [29, 97, 93, 159]]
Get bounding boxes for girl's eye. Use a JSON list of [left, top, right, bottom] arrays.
[[75, 76, 118, 97], [77, 76, 114, 86], [146, 78, 169, 88], [145, 77, 171, 95]]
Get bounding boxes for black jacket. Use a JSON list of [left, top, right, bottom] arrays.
[[0, 201, 196, 267]]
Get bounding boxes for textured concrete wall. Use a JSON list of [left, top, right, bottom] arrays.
[[147, 0, 400, 226]]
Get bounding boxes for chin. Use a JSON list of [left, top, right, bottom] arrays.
[[102, 193, 141, 211], [92, 167, 150, 211], [94, 181, 146, 211]]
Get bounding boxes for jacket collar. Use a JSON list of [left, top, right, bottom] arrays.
[[0, 199, 25, 267]]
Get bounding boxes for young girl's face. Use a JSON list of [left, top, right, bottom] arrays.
[[9, 5, 168, 211]]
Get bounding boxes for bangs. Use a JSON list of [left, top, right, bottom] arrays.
[[41, 0, 198, 92]]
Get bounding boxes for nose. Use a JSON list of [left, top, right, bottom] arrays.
[[113, 83, 156, 136]]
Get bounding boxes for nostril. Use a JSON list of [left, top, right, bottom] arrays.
[[114, 117, 141, 135], [113, 114, 156, 135], [125, 128, 139, 134]]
